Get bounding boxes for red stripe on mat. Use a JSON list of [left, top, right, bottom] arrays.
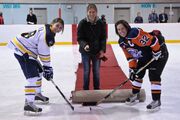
[[75, 45, 132, 91]]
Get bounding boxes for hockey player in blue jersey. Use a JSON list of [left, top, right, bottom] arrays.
[[7, 18, 64, 114]]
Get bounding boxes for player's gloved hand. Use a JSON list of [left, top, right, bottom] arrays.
[[152, 50, 162, 60], [129, 68, 138, 81], [43, 66, 53, 81]]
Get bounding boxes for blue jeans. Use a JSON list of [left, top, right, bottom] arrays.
[[81, 53, 101, 90]]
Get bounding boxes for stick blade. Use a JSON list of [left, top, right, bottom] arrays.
[[82, 102, 97, 106]]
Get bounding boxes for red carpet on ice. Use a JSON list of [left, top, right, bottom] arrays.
[[75, 45, 131, 91]]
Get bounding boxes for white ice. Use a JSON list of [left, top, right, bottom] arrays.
[[0, 44, 180, 120]]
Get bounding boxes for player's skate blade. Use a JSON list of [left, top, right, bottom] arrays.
[[146, 100, 161, 112], [125, 93, 140, 105], [24, 102, 42, 116], [35, 93, 49, 104]]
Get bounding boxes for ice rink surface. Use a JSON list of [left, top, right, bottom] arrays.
[[0, 44, 180, 120]]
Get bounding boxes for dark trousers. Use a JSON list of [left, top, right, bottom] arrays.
[[133, 45, 169, 100], [14, 53, 42, 79], [81, 53, 101, 90]]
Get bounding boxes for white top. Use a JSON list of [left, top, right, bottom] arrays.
[[7, 25, 54, 67]]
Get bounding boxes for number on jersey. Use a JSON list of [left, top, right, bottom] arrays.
[[21, 30, 36, 39], [139, 35, 149, 46]]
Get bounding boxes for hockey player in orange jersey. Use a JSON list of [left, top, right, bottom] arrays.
[[115, 20, 168, 110]]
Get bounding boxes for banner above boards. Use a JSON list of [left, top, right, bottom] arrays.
[[141, 3, 156, 8], [0, 4, 20, 9]]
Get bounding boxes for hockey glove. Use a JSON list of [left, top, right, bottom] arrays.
[[129, 68, 138, 81], [43, 66, 53, 81], [152, 50, 162, 60]]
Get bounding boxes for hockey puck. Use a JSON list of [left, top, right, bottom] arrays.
[[82, 102, 97, 106]]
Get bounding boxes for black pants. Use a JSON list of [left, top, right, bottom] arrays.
[[133, 45, 169, 100], [14, 53, 43, 79]]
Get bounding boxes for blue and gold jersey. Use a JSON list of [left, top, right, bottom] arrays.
[[7, 24, 55, 67]]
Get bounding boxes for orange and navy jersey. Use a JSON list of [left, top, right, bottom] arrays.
[[127, 28, 160, 52], [119, 28, 161, 69]]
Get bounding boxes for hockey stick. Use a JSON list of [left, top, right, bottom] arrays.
[[50, 79, 75, 111], [35, 59, 91, 111], [51, 80, 93, 112], [30, 58, 75, 111], [82, 58, 155, 106], [20, 52, 92, 112]]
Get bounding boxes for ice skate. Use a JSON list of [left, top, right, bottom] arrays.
[[146, 100, 161, 111], [125, 93, 140, 105], [24, 102, 42, 116], [35, 93, 49, 104]]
